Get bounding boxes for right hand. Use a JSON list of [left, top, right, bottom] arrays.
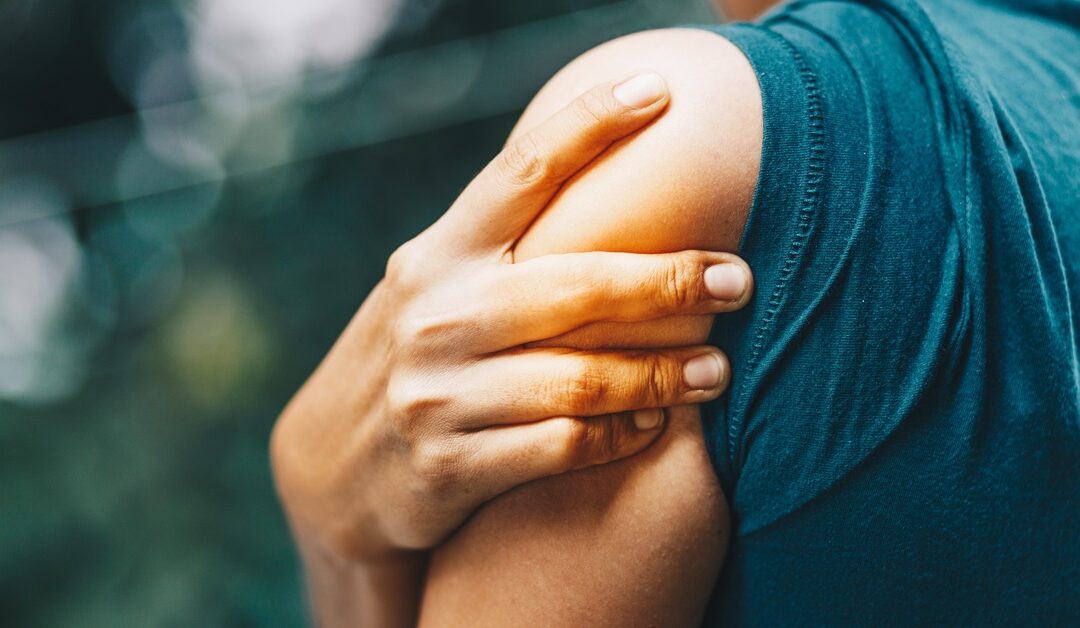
[[270, 72, 754, 563]]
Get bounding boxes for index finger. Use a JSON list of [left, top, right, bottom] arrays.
[[471, 249, 753, 351], [437, 73, 670, 253]]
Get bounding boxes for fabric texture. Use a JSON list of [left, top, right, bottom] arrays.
[[693, 0, 1080, 623]]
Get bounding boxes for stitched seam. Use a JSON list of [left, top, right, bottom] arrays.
[[728, 33, 826, 471]]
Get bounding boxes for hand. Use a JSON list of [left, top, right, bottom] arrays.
[[270, 73, 754, 563]]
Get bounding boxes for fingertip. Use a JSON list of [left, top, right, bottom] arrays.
[[633, 407, 664, 431], [704, 263, 748, 301], [612, 72, 668, 110], [683, 351, 724, 390], [679, 347, 731, 402], [611, 410, 666, 463]]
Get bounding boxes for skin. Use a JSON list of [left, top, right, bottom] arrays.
[[720, 0, 779, 21], [274, 0, 776, 624], [420, 28, 762, 626]]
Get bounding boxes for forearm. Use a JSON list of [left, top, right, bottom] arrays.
[[299, 538, 425, 628], [279, 289, 427, 627]]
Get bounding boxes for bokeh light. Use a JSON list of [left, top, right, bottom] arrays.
[[0, 0, 715, 624]]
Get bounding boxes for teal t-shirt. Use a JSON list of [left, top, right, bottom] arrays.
[[696, 0, 1079, 623]]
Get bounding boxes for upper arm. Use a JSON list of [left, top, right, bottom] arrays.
[[418, 28, 762, 627], [512, 27, 761, 352]]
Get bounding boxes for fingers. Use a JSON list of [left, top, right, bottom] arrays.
[[438, 73, 670, 252], [475, 250, 752, 350], [453, 345, 729, 427], [470, 410, 668, 496]]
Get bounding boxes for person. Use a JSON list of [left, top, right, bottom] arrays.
[[271, 0, 1080, 625]]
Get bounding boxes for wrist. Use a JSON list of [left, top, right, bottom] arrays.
[[272, 410, 395, 562], [300, 535, 427, 628], [271, 281, 398, 562]]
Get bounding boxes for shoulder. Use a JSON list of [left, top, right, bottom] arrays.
[[526, 27, 760, 123], [512, 27, 763, 260], [532, 27, 762, 121]]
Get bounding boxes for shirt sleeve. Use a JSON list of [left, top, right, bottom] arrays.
[[694, 2, 968, 534]]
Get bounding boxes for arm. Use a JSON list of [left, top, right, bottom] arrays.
[[420, 28, 762, 626], [271, 65, 755, 627]]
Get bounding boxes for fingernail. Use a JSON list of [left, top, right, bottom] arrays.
[[613, 73, 667, 109], [704, 264, 748, 300], [684, 353, 723, 389], [633, 408, 663, 430]]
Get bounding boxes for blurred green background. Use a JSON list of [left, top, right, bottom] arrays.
[[0, 0, 717, 624]]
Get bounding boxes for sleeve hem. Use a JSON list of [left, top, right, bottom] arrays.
[[691, 23, 819, 485]]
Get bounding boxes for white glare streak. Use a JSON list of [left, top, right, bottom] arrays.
[[185, 0, 405, 87], [0, 188, 82, 401]]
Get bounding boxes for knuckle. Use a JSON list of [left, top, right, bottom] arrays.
[[559, 418, 589, 467], [389, 316, 421, 351], [385, 247, 407, 282], [385, 239, 425, 288], [574, 89, 617, 128], [563, 263, 607, 309], [639, 353, 680, 406], [564, 360, 609, 413], [385, 375, 451, 430], [412, 440, 460, 496], [658, 256, 697, 310], [384, 377, 419, 430], [392, 310, 456, 353], [562, 415, 620, 467], [498, 134, 548, 187], [622, 352, 678, 406]]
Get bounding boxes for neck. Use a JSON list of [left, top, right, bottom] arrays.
[[721, 0, 780, 21]]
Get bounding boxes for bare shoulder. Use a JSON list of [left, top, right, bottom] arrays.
[[515, 28, 763, 350], [513, 27, 763, 260]]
